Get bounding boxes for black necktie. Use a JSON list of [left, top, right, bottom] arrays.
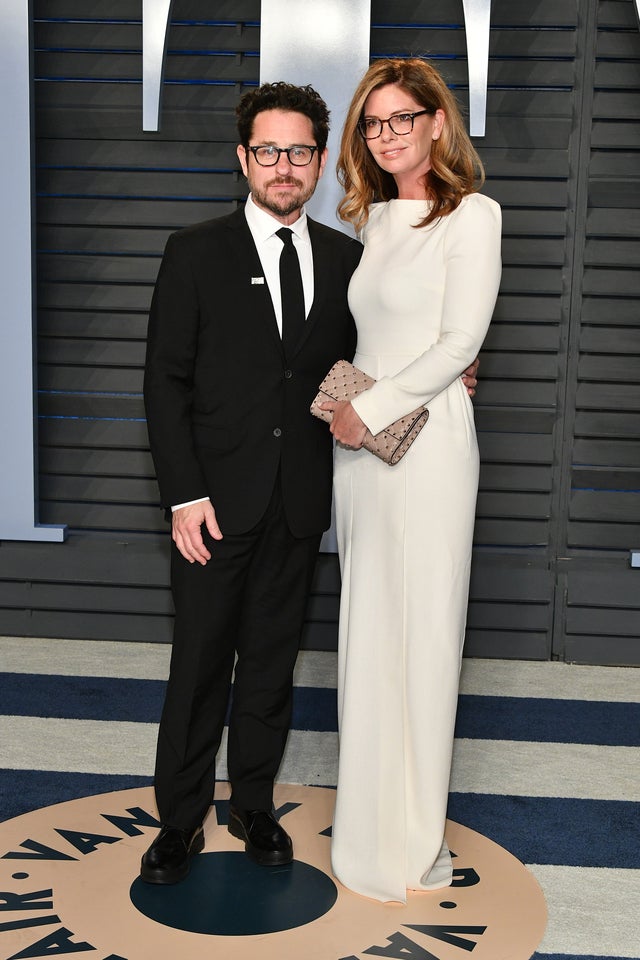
[[276, 227, 305, 355]]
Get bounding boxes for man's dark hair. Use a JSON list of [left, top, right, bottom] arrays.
[[236, 82, 330, 152]]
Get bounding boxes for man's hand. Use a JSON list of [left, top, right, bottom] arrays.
[[172, 500, 222, 565], [319, 400, 368, 448], [462, 356, 480, 398]]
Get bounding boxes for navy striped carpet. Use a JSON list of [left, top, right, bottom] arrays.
[[0, 637, 638, 959]]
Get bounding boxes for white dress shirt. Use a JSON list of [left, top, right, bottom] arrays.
[[172, 195, 314, 511], [243, 193, 314, 333]]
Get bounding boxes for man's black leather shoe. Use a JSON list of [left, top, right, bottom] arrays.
[[228, 805, 293, 865], [140, 825, 204, 884]]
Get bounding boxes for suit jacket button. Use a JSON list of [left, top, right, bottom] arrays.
[[284, 369, 293, 379], [273, 427, 282, 438]]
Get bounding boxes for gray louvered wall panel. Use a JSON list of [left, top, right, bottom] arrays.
[[559, 0, 640, 663], [0, 0, 638, 662]]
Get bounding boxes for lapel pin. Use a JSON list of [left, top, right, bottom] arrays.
[[251, 277, 265, 284]]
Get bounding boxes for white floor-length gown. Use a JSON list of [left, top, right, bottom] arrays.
[[331, 193, 502, 903]]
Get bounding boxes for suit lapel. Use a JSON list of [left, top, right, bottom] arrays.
[[225, 209, 283, 352]]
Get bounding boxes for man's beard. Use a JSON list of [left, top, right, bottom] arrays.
[[249, 174, 319, 217]]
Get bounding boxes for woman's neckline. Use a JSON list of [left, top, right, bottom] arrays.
[[387, 197, 432, 206]]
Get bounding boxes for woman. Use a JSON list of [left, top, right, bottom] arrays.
[[321, 58, 502, 903]]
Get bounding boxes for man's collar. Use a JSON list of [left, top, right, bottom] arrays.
[[245, 193, 309, 241]]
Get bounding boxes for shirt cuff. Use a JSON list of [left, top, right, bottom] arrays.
[[171, 497, 210, 512]]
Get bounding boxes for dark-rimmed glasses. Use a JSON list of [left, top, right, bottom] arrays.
[[357, 110, 431, 140], [247, 145, 319, 166]]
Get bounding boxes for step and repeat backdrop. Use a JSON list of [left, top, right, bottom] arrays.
[[0, 0, 638, 663]]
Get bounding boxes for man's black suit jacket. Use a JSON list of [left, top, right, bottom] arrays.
[[144, 207, 361, 538]]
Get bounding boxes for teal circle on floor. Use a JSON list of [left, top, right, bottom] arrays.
[[130, 852, 338, 936]]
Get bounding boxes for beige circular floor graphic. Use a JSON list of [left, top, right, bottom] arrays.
[[0, 784, 546, 960]]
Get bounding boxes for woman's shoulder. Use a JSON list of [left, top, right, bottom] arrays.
[[456, 192, 501, 221], [447, 192, 502, 235], [359, 202, 387, 240], [366, 201, 387, 221]]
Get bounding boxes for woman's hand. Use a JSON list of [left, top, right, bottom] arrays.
[[319, 400, 368, 448]]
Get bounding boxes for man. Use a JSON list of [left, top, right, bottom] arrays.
[[140, 82, 361, 883], [141, 82, 479, 884]]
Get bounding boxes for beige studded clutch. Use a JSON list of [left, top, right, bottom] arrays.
[[310, 359, 429, 466]]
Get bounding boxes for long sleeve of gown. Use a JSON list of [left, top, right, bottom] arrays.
[[351, 193, 501, 436]]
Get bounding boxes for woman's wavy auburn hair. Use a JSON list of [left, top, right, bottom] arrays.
[[337, 58, 484, 232]]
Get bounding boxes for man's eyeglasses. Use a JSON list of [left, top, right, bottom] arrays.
[[247, 145, 319, 167], [357, 110, 431, 140]]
